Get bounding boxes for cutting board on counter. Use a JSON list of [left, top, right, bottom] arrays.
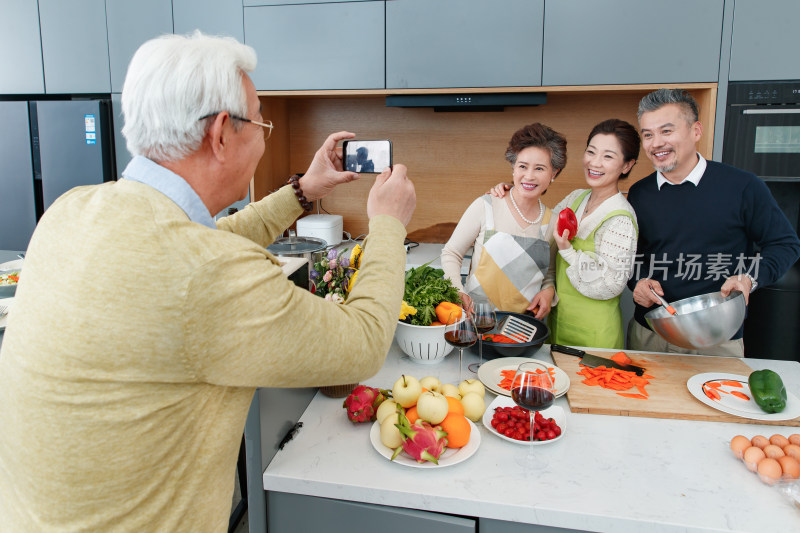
[[552, 351, 800, 426]]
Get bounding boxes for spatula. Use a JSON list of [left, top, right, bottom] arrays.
[[498, 314, 538, 343], [650, 287, 678, 316]]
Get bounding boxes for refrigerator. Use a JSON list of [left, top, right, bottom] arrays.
[[0, 99, 116, 251]]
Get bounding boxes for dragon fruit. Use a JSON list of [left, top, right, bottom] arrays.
[[342, 385, 389, 423], [391, 410, 448, 464]]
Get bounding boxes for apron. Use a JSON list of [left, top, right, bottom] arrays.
[[463, 195, 552, 313], [549, 190, 638, 349]]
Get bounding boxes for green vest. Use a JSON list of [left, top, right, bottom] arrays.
[[548, 190, 637, 349]]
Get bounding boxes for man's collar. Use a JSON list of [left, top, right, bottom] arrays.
[[656, 153, 707, 190], [121, 156, 216, 229]]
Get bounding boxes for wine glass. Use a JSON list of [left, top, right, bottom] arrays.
[[468, 300, 496, 373], [444, 309, 477, 382], [511, 362, 556, 467]]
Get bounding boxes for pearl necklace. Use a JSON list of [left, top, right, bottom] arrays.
[[509, 187, 545, 225]]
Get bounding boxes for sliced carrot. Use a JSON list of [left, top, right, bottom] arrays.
[[616, 393, 648, 399], [721, 380, 744, 388], [611, 351, 632, 366], [704, 386, 721, 401], [706, 382, 723, 388], [730, 390, 751, 401]]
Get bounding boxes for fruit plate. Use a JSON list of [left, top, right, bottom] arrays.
[[369, 418, 481, 468], [477, 356, 570, 399], [687, 373, 800, 422], [482, 395, 567, 446]]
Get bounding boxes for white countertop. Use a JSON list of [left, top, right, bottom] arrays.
[[263, 343, 800, 532]]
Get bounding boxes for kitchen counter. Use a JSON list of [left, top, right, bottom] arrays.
[[262, 343, 800, 532]]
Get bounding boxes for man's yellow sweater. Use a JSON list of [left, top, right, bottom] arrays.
[[0, 180, 406, 532]]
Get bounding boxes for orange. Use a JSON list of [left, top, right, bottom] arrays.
[[405, 405, 419, 424], [440, 413, 471, 448], [446, 396, 464, 416]]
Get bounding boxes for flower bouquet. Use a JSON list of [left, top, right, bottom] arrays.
[[310, 244, 362, 302], [310, 243, 363, 397]]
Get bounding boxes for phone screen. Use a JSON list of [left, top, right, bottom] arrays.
[[343, 140, 392, 173]]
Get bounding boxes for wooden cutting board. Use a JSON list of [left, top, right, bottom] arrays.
[[552, 351, 800, 426]]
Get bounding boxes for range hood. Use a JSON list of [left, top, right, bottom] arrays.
[[385, 92, 546, 112]]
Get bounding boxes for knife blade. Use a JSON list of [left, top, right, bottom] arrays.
[[550, 344, 646, 376]]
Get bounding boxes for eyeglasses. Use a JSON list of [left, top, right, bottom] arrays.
[[199, 112, 273, 139]]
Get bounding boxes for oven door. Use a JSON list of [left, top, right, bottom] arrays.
[[723, 106, 800, 180]]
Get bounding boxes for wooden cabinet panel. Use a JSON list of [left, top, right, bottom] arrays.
[[245, 2, 385, 90], [39, 0, 110, 93], [386, 0, 543, 89], [543, 0, 724, 85], [0, 0, 44, 94], [729, 0, 800, 81]]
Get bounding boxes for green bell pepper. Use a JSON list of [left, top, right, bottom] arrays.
[[748, 369, 787, 414]]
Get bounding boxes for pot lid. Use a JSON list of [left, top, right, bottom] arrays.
[[267, 236, 328, 254]]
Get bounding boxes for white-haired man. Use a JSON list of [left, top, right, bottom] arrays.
[[0, 32, 415, 531]]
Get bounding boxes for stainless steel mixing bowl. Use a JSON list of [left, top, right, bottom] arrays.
[[645, 290, 746, 349]]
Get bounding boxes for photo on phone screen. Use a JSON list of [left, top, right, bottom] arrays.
[[343, 140, 392, 173]]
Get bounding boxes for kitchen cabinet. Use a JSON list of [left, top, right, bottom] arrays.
[[106, 0, 173, 93], [244, 0, 375, 5], [39, 0, 111, 94], [386, 0, 543, 89], [266, 493, 476, 532], [729, 0, 800, 81], [542, 0, 724, 86], [173, 0, 243, 42], [244, 2, 385, 90], [0, 0, 44, 94]]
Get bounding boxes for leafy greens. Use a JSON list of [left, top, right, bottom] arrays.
[[402, 262, 461, 326]]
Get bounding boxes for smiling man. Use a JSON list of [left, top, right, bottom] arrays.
[[626, 88, 800, 355]]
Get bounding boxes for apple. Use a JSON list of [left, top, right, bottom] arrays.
[[392, 375, 422, 408], [419, 376, 441, 393], [415, 391, 449, 425], [458, 379, 485, 398], [375, 399, 398, 424], [379, 414, 402, 449], [460, 392, 486, 422], [440, 383, 461, 399]]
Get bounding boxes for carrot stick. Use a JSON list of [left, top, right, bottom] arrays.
[[730, 390, 751, 401], [722, 380, 744, 388], [704, 386, 721, 401], [616, 393, 648, 399]]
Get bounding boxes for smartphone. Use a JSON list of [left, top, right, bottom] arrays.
[[342, 139, 392, 173]]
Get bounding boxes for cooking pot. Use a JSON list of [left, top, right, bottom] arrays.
[[267, 235, 327, 285]]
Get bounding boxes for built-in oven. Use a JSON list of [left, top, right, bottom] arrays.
[[723, 80, 800, 360]]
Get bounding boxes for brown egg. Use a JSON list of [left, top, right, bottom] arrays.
[[770, 434, 790, 448], [784, 444, 800, 462], [764, 444, 786, 459], [778, 456, 800, 480], [789, 434, 800, 446], [758, 458, 783, 485], [744, 446, 767, 471], [751, 435, 770, 449], [730, 435, 751, 458]]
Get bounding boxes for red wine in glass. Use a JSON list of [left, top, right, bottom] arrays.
[[474, 318, 495, 334], [444, 330, 478, 348], [512, 385, 555, 411]]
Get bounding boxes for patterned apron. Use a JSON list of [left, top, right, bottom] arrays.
[[548, 190, 638, 349], [463, 195, 552, 313]]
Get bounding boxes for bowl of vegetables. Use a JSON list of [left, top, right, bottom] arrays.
[[0, 259, 23, 298], [394, 263, 462, 364]]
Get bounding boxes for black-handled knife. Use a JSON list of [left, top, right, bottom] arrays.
[[550, 344, 646, 376]]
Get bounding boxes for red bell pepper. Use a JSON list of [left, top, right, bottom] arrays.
[[557, 207, 578, 240]]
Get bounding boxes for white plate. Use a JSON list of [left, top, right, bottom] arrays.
[[369, 418, 481, 468], [0, 259, 23, 272], [687, 372, 800, 422], [0, 297, 13, 331], [482, 395, 567, 445], [477, 357, 570, 398]]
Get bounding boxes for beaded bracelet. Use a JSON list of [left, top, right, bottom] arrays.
[[287, 174, 313, 212]]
